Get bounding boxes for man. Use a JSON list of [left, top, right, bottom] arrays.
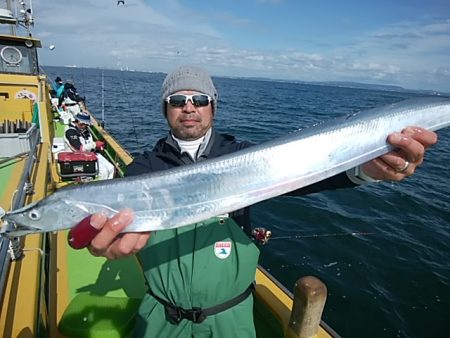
[[65, 112, 114, 180], [79, 65, 437, 337], [58, 82, 85, 117]]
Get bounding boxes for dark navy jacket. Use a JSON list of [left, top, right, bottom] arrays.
[[126, 130, 357, 236]]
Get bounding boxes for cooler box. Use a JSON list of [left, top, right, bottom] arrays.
[[57, 152, 98, 178]]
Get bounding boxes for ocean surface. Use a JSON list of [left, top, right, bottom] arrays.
[[43, 66, 449, 338]]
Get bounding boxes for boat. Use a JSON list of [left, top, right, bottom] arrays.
[[0, 1, 338, 337]]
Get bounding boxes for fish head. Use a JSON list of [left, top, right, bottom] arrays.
[[1, 198, 92, 237]]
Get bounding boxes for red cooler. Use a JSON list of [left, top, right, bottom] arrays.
[[57, 151, 98, 178]]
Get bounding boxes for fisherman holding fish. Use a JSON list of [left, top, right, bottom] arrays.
[[70, 65, 436, 338], [2, 65, 439, 336]]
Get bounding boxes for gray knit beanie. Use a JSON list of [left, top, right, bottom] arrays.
[[161, 65, 218, 116]]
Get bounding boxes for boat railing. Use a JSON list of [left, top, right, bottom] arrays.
[[10, 123, 40, 210], [0, 232, 10, 317], [256, 265, 341, 338], [0, 123, 40, 306]]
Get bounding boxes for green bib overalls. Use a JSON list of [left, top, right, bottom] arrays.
[[133, 216, 260, 338]]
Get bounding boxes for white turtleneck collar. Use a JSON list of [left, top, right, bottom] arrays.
[[171, 128, 213, 161]]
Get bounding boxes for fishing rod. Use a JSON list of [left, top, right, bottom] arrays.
[[251, 227, 374, 245], [81, 66, 86, 99], [101, 70, 105, 127], [117, 70, 140, 146]]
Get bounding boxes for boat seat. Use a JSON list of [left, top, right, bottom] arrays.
[[58, 293, 141, 338]]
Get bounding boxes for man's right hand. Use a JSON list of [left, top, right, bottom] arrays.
[[95, 140, 105, 151], [75, 209, 151, 259]]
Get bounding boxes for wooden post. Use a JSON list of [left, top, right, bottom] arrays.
[[286, 276, 327, 338]]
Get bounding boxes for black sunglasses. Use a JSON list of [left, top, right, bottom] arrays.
[[165, 94, 212, 108]]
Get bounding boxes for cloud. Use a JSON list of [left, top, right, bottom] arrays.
[[435, 67, 450, 77], [318, 18, 450, 89], [34, 0, 226, 69], [28, 0, 450, 92]]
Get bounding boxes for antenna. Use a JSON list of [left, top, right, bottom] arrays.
[[1, 0, 35, 36]]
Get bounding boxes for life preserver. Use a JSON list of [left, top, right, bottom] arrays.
[[15, 89, 37, 101]]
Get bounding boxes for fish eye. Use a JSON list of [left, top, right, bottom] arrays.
[[28, 210, 41, 221]]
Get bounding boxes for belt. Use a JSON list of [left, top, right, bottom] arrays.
[[148, 283, 254, 324]]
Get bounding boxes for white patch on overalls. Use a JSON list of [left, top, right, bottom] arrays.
[[214, 241, 232, 259]]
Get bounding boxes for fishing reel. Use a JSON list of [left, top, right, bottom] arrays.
[[252, 227, 272, 245]]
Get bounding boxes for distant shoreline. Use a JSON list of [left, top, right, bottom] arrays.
[[42, 65, 449, 97]]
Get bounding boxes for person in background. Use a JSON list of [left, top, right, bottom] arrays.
[[50, 77, 65, 120], [58, 82, 85, 117], [51, 76, 64, 98], [76, 66, 437, 337], [64, 112, 114, 180]]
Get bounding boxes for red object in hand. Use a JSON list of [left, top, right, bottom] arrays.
[[67, 215, 101, 249], [95, 140, 105, 151]]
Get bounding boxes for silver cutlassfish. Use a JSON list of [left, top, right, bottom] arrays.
[[2, 97, 450, 236]]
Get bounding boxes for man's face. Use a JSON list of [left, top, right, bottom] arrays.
[[77, 122, 88, 130], [165, 90, 214, 141]]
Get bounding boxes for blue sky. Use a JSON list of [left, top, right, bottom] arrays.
[[13, 0, 450, 91]]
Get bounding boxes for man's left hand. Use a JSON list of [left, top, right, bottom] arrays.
[[361, 127, 438, 181]]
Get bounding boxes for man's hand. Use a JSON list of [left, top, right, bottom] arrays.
[[362, 127, 438, 181], [95, 140, 105, 151], [70, 209, 151, 260]]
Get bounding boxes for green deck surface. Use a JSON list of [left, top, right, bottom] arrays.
[[66, 244, 146, 299], [0, 157, 24, 210], [54, 119, 66, 137], [59, 233, 146, 337], [0, 160, 15, 198]]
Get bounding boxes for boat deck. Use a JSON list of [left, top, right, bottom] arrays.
[[0, 156, 26, 212], [52, 231, 146, 337]]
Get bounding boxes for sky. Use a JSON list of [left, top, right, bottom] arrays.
[[5, 0, 450, 92]]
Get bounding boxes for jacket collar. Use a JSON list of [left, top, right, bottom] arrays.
[[165, 128, 215, 161]]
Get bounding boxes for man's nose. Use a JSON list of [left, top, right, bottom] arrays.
[[182, 99, 196, 112]]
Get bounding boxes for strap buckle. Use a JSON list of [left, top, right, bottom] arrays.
[[165, 305, 207, 325], [165, 304, 182, 325], [150, 283, 254, 325], [188, 307, 207, 324]]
